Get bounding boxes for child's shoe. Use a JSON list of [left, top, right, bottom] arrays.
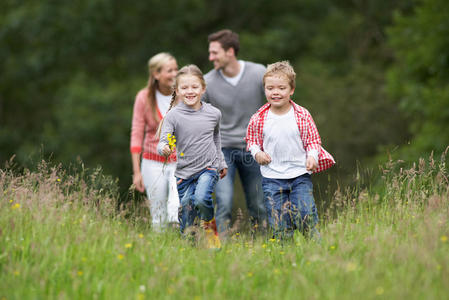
[[202, 218, 221, 250]]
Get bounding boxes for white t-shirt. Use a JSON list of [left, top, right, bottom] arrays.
[[251, 107, 317, 179], [219, 61, 245, 86], [156, 89, 172, 117]]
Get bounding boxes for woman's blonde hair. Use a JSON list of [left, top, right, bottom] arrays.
[[263, 60, 296, 89], [156, 64, 206, 138], [146, 52, 176, 121]]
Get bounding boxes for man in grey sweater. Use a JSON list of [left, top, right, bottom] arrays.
[[204, 29, 267, 234]]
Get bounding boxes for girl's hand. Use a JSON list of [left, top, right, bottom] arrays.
[[219, 168, 228, 179], [162, 144, 172, 157], [133, 172, 145, 193], [306, 156, 318, 172], [255, 151, 271, 165]]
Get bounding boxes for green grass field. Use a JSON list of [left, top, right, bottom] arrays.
[[1, 155, 448, 300]]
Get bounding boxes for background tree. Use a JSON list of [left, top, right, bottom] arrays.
[[386, 0, 449, 160], [2, 0, 444, 213]]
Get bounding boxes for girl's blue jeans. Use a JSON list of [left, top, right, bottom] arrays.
[[176, 168, 219, 233], [262, 173, 320, 239]]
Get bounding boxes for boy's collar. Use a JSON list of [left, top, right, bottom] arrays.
[[257, 100, 297, 115]]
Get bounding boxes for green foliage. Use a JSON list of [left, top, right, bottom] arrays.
[[1, 0, 439, 199], [387, 0, 449, 160]]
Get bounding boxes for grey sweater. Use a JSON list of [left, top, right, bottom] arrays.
[[204, 61, 266, 149], [157, 102, 227, 179]]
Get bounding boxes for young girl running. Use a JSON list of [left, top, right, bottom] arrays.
[[158, 65, 227, 248], [130, 52, 180, 231]]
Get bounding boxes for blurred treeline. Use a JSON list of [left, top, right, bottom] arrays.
[[1, 0, 448, 202]]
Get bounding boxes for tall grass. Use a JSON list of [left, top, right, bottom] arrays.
[[1, 153, 448, 300]]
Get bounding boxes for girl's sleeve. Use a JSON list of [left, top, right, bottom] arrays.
[[130, 92, 146, 153], [157, 112, 175, 156], [214, 112, 227, 171]]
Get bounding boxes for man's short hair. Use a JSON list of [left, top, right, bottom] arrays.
[[208, 29, 240, 56], [263, 61, 296, 89]]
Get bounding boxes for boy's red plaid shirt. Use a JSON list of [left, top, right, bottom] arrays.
[[246, 100, 335, 173]]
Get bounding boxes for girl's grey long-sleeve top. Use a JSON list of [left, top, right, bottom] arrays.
[[157, 101, 227, 179]]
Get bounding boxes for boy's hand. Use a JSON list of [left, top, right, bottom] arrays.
[[219, 168, 228, 179], [306, 156, 318, 172], [255, 151, 271, 165], [161, 144, 172, 157]]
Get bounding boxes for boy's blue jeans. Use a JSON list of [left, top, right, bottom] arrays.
[[262, 174, 320, 239], [176, 168, 219, 233], [215, 148, 267, 233]]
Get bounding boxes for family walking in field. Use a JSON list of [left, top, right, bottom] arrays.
[[130, 29, 335, 248]]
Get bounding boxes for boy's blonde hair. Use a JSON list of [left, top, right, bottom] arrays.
[[263, 61, 296, 89]]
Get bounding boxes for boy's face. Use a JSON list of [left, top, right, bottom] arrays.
[[264, 75, 294, 110]]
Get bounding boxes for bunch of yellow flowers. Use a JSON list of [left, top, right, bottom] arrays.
[[167, 133, 176, 151], [167, 133, 184, 157]]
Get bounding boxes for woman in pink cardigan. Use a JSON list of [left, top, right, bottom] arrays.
[[130, 52, 179, 230]]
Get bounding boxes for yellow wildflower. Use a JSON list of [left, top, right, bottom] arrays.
[[138, 234, 144, 239], [125, 243, 132, 248], [117, 254, 124, 260], [247, 272, 253, 277], [375, 287, 384, 295], [167, 133, 177, 151], [441, 235, 448, 243], [77, 271, 83, 276]]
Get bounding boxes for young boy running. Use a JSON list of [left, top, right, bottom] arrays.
[[246, 61, 335, 239]]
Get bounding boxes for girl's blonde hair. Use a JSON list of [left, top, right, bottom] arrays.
[[263, 60, 296, 89], [156, 64, 206, 138], [146, 52, 176, 121]]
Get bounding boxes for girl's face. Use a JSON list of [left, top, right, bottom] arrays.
[[154, 59, 178, 91], [176, 74, 205, 110]]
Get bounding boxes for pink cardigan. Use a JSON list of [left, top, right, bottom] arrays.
[[130, 88, 176, 163]]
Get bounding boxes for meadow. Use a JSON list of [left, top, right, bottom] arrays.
[[1, 153, 448, 300]]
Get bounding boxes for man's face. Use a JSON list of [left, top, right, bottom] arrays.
[[208, 41, 232, 70]]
